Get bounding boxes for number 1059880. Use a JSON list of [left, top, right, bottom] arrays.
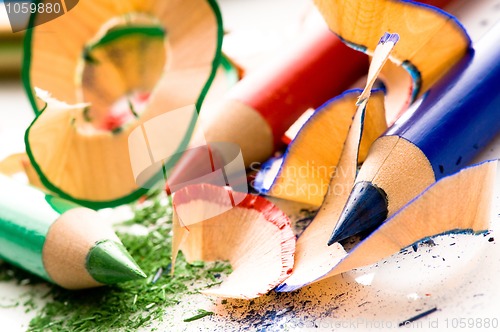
[[5, 1, 62, 14]]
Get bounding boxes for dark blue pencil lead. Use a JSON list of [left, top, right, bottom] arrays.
[[327, 182, 388, 245]]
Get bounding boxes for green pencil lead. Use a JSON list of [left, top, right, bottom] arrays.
[[86, 240, 147, 284]]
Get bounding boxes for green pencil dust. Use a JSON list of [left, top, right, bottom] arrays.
[[0, 191, 232, 331], [183, 309, 215, 322]]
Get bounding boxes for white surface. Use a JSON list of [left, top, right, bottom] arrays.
[[1, 0, 500, 331], [0, 81, 33, 162]]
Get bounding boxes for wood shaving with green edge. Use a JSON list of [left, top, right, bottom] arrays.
[[0, 190, 232, 331]]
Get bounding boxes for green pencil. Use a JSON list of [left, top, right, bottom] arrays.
[[0, 174, 146, 289]]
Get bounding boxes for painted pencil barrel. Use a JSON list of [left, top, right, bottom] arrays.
[[386, 22, 500, 178], [0, 174, 79, 282]]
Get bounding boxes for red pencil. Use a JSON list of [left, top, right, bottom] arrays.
[[199, 23, 368, 166], [165, 24, 367, 190], [199, 0, 453, 166], [168, 0, 453, 189]]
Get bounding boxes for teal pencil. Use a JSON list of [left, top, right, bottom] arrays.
[[0, 174, 146, 289]]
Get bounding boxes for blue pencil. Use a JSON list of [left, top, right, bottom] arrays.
[[328, 22, 500, 245]]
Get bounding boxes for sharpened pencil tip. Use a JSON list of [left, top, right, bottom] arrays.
[[327, 181, 389, 245], [87, 240, 147, 284]]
